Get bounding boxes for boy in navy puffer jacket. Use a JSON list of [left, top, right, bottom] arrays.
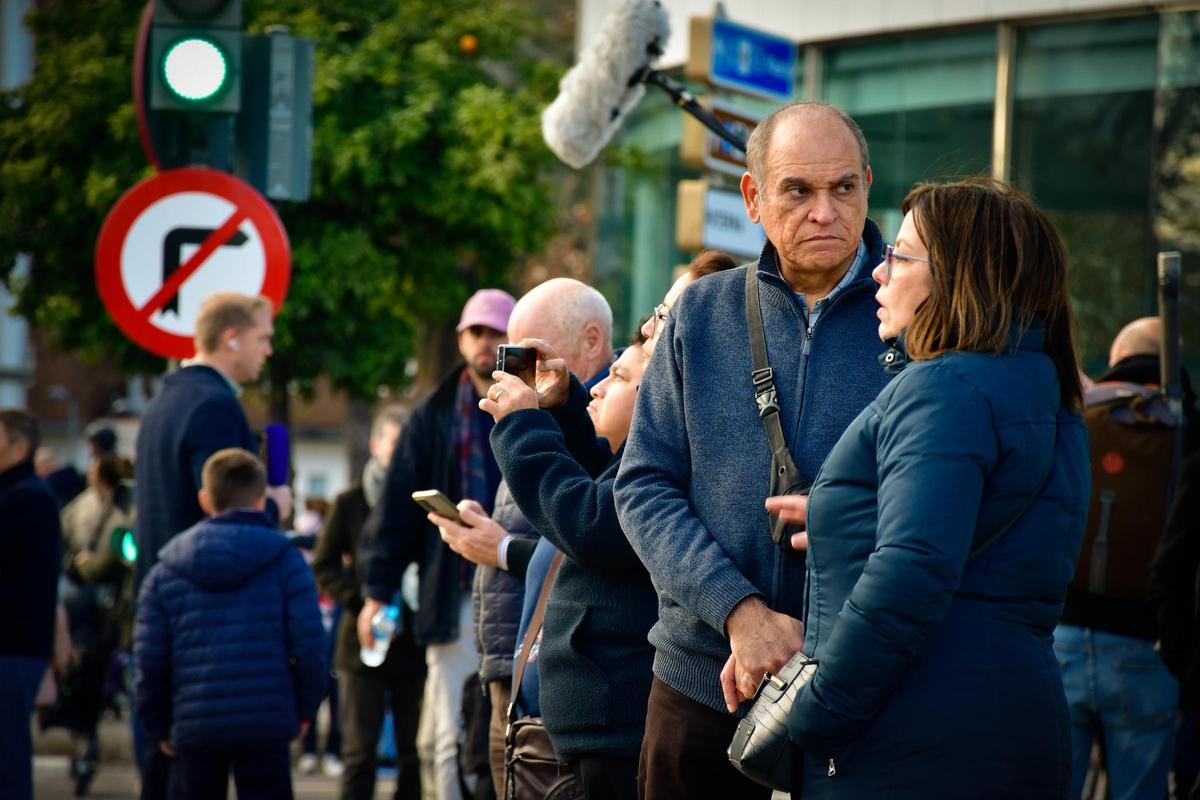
[[135, 448, 327, 799]]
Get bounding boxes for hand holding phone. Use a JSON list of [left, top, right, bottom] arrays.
[[495, 345, 537, 388], [412, 490, 461, 523]]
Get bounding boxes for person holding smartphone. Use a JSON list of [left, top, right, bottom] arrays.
[[432, 255, 734, 799], [356, 288, 514, 800]]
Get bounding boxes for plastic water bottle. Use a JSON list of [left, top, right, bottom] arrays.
[[360, 604, 399, 667]]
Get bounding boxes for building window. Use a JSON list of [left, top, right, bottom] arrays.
[[1011, 15, 1159, 372], [306, 472, 328, 502], [1154, 11, 1200, 374], [822, 29, 997, 238]]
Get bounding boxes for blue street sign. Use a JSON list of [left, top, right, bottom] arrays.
[[709, 18, 796, 101]]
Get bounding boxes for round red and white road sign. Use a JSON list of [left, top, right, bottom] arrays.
[[95, 168, 290, 359]]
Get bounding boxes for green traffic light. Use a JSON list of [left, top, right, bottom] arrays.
[[161, 35, 230, 104], [111, 526, 138, 563], [121, 530, 138, 563]]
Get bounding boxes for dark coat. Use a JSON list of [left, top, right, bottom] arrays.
[[134, 365, 262, 590], [472, 482, 537, 685], [312, 481, 424, 676], [788, 326, 1091, 799], [359, 366, 478, 645], [134, 510, 327, 751], [492, 377, 657, 759], [1150, 450, 1200, 707], [0, 461, 62, 658]]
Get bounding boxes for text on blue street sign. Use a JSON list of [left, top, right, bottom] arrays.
[[710, 18, 796, 100]]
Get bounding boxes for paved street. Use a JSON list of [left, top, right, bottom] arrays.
[[32, 716, 393, 799], [33, 757, 373, 800]]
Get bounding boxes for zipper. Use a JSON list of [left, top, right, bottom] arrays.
[[779, 278, 874, 447], [828, 757, 837, 777]]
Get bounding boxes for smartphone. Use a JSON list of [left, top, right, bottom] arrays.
[[412, 490, 461, 523], [495, 345, 536, 388]]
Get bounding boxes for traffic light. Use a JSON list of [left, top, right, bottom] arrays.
[[132, 0, 312, 189], [150, 0, 242, 113], [110, 526, 137, 564]]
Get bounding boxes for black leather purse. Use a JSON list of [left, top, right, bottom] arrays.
[[727, 651, 818, 791]]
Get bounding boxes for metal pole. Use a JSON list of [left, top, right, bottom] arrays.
[[1158, 251, 1183, 422], [640, 69, 747, 153]]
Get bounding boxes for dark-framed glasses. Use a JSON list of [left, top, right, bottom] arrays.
[[884, 244, 932, 282]]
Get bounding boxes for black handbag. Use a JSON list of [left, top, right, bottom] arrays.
[[727, 266, 1059, 792], [727, 651, 818, 791]]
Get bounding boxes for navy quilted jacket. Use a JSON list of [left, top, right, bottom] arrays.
[[789, 326, 1090, 799], [134, 510, 328, 750]]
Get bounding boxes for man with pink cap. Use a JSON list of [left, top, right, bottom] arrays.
[[358, 288, 515, 799]]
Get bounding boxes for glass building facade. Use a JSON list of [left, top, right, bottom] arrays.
[[598, 9, 1200, 373]]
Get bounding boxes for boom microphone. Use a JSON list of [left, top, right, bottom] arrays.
[[542, 0, 670, 169], [265, 423, 290, 487]]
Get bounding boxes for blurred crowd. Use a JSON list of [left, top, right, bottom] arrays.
[[2, 99, 1199, 800]]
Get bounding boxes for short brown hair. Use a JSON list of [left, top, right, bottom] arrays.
[[93, 453, 123, 489], [201, 448, 267, 513], [686, 250, 738, 280], [194, 293, 272, 355], [0, 408, 38, 462], [901, 177, 1083, 411], [370, 404, 409, 443], [745, 101, 870, 188]]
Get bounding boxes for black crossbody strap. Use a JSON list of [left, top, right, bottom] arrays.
[[745, 266, 811, 550]]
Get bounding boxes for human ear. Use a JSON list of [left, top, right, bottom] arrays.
[[740, 172, 761, 223]]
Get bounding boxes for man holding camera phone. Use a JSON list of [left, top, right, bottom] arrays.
[[357, 288, 514, 800], [614, 102, 892, 798], [427, 278, 615, 796]]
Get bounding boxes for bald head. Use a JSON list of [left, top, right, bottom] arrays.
[[1109, 317, 1161, 367], [745, 101, 870, 190], [509, 278, 614, 383]]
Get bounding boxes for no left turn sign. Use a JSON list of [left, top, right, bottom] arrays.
[[95, 168, 291, 359]]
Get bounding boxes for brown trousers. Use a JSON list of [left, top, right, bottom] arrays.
[[487, 680, 511, 797], [638, 677, 772, 800]]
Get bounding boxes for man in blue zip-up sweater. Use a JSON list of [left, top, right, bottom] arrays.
[[614, 102, 891, 798]]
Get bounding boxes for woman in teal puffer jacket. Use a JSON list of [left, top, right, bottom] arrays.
[[773, 178, 1091, 798]]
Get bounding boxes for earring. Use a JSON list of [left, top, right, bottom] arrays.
[[229, 339, 239, 351]]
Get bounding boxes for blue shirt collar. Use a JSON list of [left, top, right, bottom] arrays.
[[796, 239, 868, 324]]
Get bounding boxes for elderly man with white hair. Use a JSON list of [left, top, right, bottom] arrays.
[[433, 277, 615, 795]]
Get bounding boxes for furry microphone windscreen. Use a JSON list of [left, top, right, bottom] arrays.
[[542, 0, 671, 169]]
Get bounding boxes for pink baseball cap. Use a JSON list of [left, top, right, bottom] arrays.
[[457, 289, 516, 333]]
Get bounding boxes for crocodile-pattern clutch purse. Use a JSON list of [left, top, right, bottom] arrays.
[[727, 651, 818, 792]]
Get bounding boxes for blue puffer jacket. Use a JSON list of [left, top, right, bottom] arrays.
[[788, 325, 1090, 799], [134, 510, 328, 751]]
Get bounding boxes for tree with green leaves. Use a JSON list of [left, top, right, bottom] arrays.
[[0, 0, 565, 412]]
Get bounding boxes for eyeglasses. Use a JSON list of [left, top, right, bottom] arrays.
[[651, 304, 669, 332], [883, 244, 932, 282]]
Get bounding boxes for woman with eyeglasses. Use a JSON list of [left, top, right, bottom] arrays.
[[765, 178, 1091, 798]]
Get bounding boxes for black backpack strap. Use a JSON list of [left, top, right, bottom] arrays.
[[745, 265, 811, 550]]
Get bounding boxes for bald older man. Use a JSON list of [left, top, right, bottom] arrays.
[[615, 101, 890, 798], [1056, 316, 1199, 800], [430, 278, 614, 795]]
